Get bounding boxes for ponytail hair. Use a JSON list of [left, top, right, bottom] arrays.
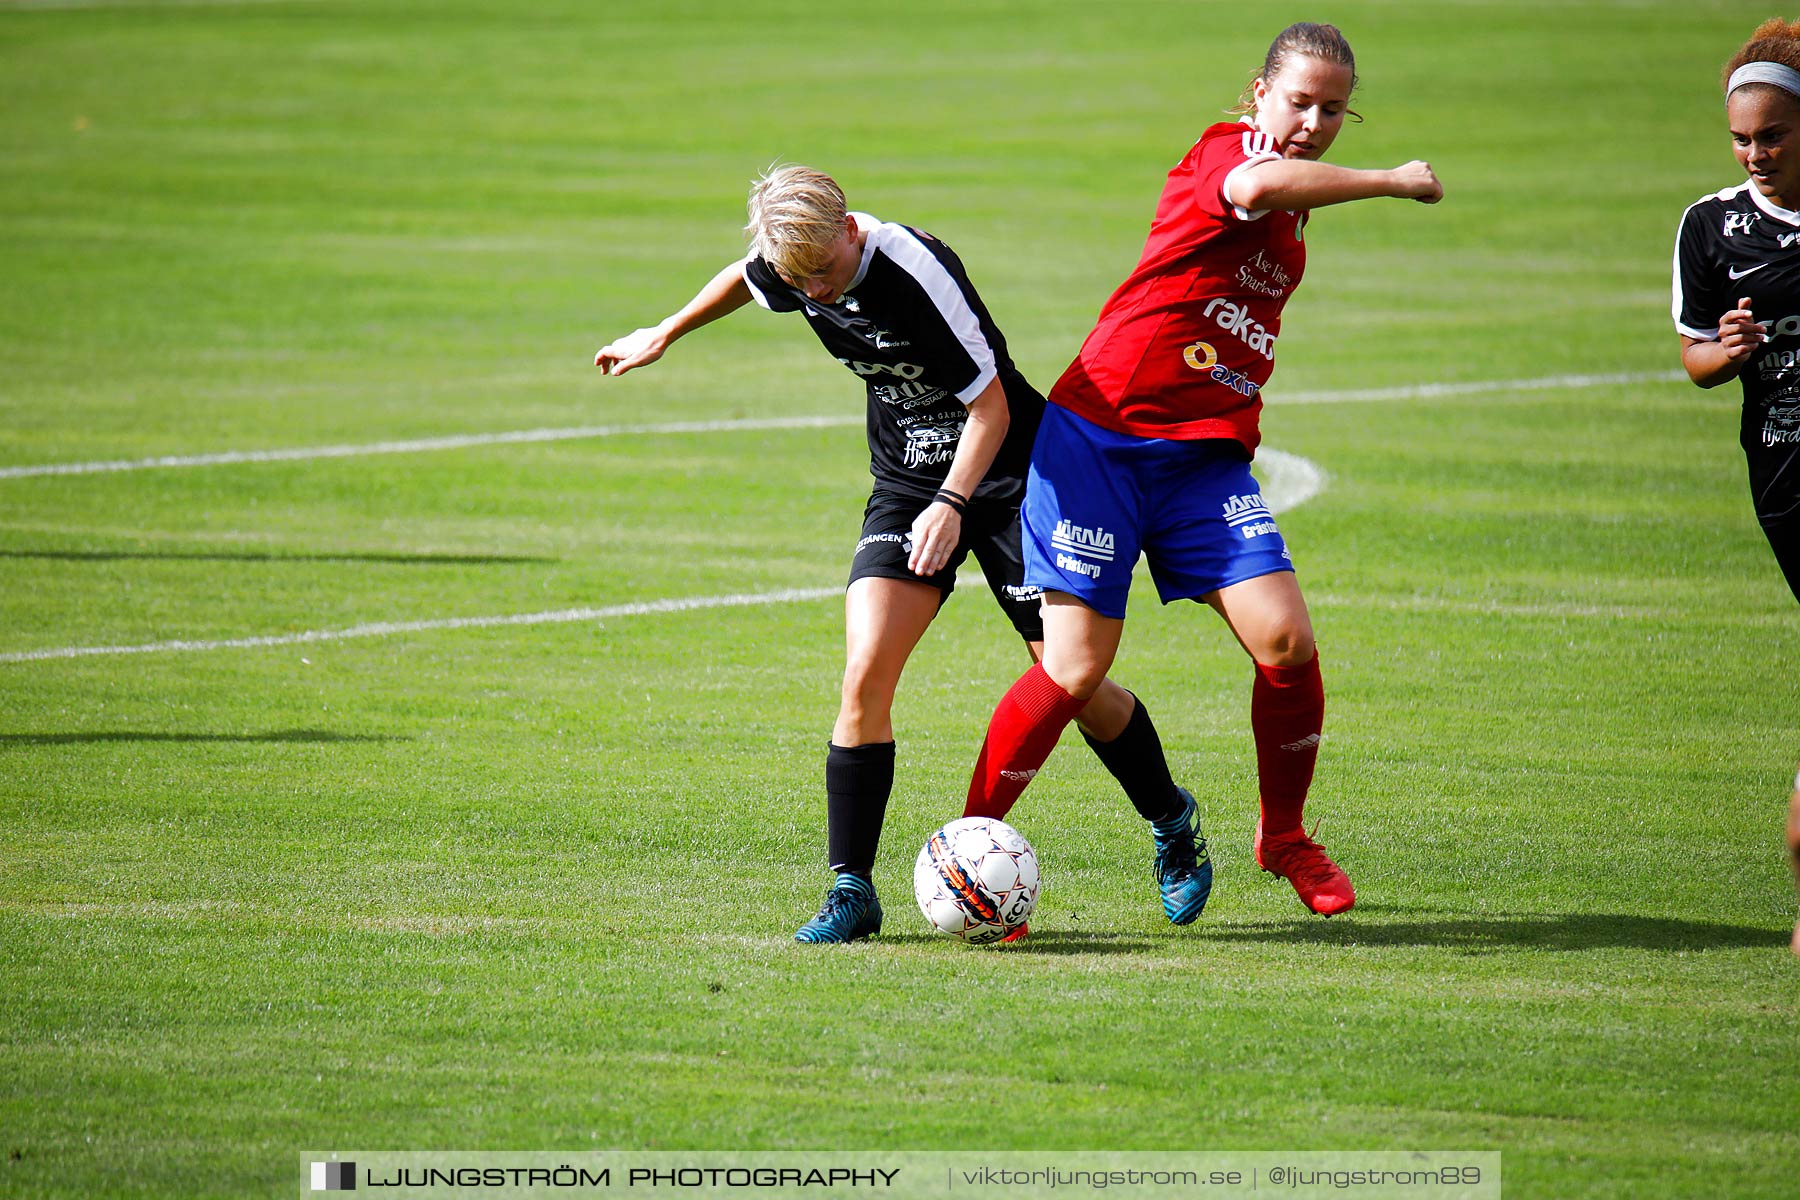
[[1228, 22, 1362, 123]]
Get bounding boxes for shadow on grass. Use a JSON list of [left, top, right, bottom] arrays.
[[0, 729, 406, 748], [0, 550, 554, 565], [1203, 903, 1784, 952], [876, 930, 1155, 954]]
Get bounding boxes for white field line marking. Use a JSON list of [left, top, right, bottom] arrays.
[[0, 371, 1685, 481], [0, 415, 862, 480], [1276, 369, 1684, 405], [1256, 448, 1325, 514], [0, 587, 842, 664]]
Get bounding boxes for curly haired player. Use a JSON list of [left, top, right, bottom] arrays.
[[1674, 17, 1800, 603], [1670, 18, 1800, 955]]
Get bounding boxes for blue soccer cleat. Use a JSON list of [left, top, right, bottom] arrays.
[[1152, 786, 1214, 925], [793, 875, 883, 944]]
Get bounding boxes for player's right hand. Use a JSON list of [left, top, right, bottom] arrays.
[[1719, 297, 1767, 363], [908, 501, 962, 578], [594, 326, 667, 376], [1391, 160, 1442, 204]]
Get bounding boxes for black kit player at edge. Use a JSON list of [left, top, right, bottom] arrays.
[[1675, 182, 1800, 598]]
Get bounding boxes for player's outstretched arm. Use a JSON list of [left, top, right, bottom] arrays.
[[595, 261, 753, 376], [906, 378, 1010, 577], [1227, 158, 1442, 213], [1681, 298, 1766, 388]]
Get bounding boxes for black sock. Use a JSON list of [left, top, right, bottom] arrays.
[[1081, 696, 1183, 824], [825, 741, 896, 877]]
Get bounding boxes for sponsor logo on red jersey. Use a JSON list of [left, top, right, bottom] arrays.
[[1183, 341, 1259, 398], [1202, 297, 1276, 359], [1237, 250, 1293, 297]]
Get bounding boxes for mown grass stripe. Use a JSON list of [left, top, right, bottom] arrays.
[[0, 448, 1327, 664], [0, 372, 1684, 481]]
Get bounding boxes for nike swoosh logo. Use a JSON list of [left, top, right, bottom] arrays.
[[1729, 263, 1771, 280]]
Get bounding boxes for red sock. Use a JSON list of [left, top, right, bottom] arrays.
[[1252, 652, 1324, 837], [964, 663, 1089, 820]]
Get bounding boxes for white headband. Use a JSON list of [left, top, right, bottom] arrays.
[[1728, 61, 1800, 98]]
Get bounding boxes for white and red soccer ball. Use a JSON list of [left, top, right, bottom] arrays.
[[913, 817, 1039, 944]]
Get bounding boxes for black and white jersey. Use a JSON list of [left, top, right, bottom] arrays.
[[1674, 182, 1800, 522], [742, 213, 1043, 502]]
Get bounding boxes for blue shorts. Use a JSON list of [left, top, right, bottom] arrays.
[[1021, 402, 1294, 619]]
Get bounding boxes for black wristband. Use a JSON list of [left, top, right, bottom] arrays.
[[932, 490, 967, 514]]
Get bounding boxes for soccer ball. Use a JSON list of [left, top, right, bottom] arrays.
[[913, 817, 1039, 944]]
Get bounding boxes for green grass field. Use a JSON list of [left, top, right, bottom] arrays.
[[2, 0, 1797, 1196]]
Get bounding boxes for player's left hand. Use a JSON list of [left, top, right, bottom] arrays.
[[1719, 297, 1767, 363], [1391, 160, 1442, 204], [908, 502, 962, 577], [594, 325, 668, 376]]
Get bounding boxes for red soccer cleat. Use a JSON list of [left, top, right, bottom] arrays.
[[1000, 923, 1030, 943], [1254, 820, 1355, 916]]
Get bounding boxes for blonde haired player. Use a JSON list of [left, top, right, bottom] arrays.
[[596, 166, 1210, 941]]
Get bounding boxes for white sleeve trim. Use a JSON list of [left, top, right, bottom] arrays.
[[958, 362, 1000, 405], [1670, 198, 1718, 339], [868, 223, 998, 405], [740, 257, 778, 311], [1222, 129, 1283, 220]]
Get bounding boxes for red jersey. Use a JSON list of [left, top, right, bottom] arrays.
[[1048, 121, 1307, 453]]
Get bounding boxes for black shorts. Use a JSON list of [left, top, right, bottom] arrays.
[[848, 488, 1045, 641], [1760, 514, 1800, 604], [1745, 444, 1800, 602]]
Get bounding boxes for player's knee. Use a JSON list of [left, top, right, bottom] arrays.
[[1040, 654, 1108, 700], [839, 656, 897, 719], [1259, 618, 1316, 666]]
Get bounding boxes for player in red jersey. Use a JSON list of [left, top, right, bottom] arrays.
[[962, 22, 1442, 917]]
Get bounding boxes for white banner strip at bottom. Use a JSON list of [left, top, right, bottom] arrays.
[[297, 1150, 1502, 1200]]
